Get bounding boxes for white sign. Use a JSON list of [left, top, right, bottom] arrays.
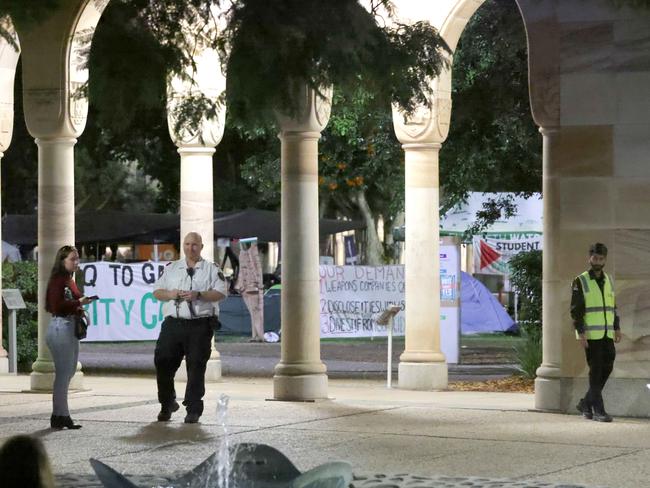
[[473, 233, 542, 275], [2, 289, 26, 310], [79, 262, 168, 341], [440, 240, 460, 363], [319, 255, 460, 363], [319, 265, 406, 339]]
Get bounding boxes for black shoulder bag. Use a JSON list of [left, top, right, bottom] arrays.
[[74, 310, 90, 340]]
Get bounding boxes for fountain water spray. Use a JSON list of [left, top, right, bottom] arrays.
[[90, 393, 352, 488], [215, 394, 232, 488]]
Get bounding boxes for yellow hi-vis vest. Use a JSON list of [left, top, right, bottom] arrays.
[[576, 271, 615, 340]]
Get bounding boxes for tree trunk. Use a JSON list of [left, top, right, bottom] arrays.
[[319, 194, 332, 257], [384, 211, 404, 263], [353, 189, 383, 265]]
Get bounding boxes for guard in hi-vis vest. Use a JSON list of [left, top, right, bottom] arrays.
[[571, 242, 621, 422]]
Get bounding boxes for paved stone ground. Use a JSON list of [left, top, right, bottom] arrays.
[[79, 339, 519, 381], [54, 472, 605, 487], [2, 376, 644, 488]]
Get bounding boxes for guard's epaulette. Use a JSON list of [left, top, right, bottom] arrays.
[[165, 261, 172, 267]]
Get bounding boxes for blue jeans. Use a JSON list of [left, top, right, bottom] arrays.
[[46, 316, 79, 416]]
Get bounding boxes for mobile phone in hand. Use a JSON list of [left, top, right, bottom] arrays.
[[87, 295, 100, 300]]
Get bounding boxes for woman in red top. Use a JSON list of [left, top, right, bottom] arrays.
[[45, 245, 92, 429]]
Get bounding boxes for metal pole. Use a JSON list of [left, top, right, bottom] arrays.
[[514, 290, 519, 324], [387, 317, 393, 389], [8, 310, 17, 373]]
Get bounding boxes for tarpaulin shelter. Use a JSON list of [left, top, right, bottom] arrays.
[[2, 209, 365, 246], [460, 271, 516, 334], [2, 212, 179, 246]]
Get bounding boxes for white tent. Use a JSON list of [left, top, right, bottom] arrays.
[[2, 241, 21, 262]]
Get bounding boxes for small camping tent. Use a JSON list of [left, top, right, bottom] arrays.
[[460, 271, 516, 334]]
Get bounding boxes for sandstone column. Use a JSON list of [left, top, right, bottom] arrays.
[[0, 147, 6, 374], [392, 84, 451, 390], [30, 138, 81, 389], [178, 147, 216, 259], [273, 86, 331, 400], [167, 44, 226, 382], [534, 127, 563, 410]]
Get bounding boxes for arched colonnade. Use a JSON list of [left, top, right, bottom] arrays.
[[2, 0, 650, 416]]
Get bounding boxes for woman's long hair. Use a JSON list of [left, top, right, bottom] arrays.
[[49, 245, 77, 279], [45, 245, 77, 313]]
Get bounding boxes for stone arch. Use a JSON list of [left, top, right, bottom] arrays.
[[67, 0, 110, 135], [390, 0, 537, 390]]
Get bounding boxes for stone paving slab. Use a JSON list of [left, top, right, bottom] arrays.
[[1, 375, 648, 488], [53, 471, 609, 488]]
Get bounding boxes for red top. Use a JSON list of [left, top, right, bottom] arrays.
[[46, 274, 82, 316]]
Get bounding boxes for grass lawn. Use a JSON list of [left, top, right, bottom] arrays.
[[460, 333, 525, 348]]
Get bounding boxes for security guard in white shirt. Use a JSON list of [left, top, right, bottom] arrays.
[[153, 232, 227, 424]]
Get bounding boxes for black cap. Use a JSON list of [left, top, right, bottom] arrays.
[[589, 242, 608, 256]]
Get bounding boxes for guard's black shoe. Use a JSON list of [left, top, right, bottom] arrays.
[[157, 401, 179, 422], [51, 415, 81, 429], [576, 398, 593, 420], [50, 415, 63, 429], [184, 412, 201, 424], [593, 411, 613, 422]]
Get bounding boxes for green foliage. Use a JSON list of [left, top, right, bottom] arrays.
[[441, 0, 541, 219], [83, 1, 180, 211], [319, 88, 404, 217], [509, 250, 542, 326], [514, 324, 542, 379], [220, 0, 449, 125], [509, 249, 542, 378], [2, 262, 38, 371]]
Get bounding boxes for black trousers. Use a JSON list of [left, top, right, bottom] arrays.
[[154, 317, 213, 415], [584, 336, 616, 414]]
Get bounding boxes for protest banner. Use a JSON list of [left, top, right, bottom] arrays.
[[319, 239, 460, 362], [79, 262, 168, 341], [80, 253, 462, 363], [473, 233, 542, 275]]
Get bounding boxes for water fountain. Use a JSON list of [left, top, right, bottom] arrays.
[[91, 443, 352, 488], [89, 394, 352, 488]]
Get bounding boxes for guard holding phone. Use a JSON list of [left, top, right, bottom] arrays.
[[152, 232, 227, 424]]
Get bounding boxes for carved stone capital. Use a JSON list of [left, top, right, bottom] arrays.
[[167, 47, 227, 148], [21, 0, 107, 140], [167, 95, 226, 148], [276, 84, 332, 134], [392, 90, 452, 145]]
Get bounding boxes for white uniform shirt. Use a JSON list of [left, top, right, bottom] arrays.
[[154, 258, 228, 319]]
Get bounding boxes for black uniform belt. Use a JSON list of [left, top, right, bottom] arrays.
[[166, 316, 212, 324]]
